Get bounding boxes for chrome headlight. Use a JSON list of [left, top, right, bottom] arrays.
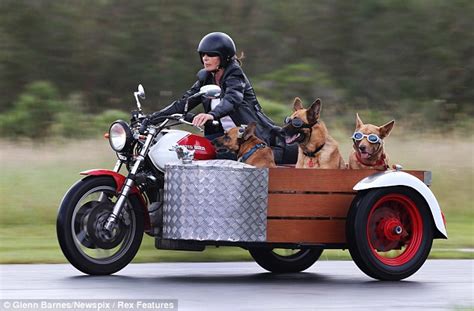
[[108, 120, 133, 152]]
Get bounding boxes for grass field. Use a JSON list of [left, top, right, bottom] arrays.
[[0, 133, 472, 264]]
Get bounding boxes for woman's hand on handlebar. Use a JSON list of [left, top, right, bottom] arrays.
[[192, 113, 214, 127]]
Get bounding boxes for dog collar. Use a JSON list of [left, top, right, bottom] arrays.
[[303, 143, 325, 158], [238, 143, 267, 163], [355, 152, 389, 169]]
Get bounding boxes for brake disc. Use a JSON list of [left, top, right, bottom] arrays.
[[86, 202, 128, 250]]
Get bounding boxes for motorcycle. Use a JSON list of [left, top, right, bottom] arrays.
[[57, 84, 222, 275], [57, 84, 447, 280]]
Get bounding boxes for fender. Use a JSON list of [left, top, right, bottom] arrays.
[[80, 169, 151, 231], [353, 170, 447, 239]]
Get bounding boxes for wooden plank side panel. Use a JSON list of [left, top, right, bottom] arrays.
[[269, 169, 368, 192], [267, 219, 346, 244], [265, 169, 426, 244], [268, 168, 426, 192], [268, 193, 355, 217]]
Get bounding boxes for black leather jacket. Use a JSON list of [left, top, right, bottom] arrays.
[[156, 60, 280, 144]]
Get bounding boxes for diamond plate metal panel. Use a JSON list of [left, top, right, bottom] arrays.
[[163, 162, 268, 242]]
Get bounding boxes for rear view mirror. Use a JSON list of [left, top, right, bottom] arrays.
[[137, 84, 145, 99], [199, 85, 221, 99]]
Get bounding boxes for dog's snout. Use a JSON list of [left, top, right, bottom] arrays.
[[359, 145, 367, 152]]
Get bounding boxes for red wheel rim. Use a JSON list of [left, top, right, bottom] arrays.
[[366, 194, 423, 266]]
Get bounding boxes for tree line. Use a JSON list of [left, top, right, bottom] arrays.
[[0, 0, 472, 138]]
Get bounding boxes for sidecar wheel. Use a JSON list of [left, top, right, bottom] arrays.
[[57, 176, 144, 275], [249, 248, 323, 273], [346, 186, 433, 281]]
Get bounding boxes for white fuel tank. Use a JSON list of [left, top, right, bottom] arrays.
[[148, 130, 190, 171]]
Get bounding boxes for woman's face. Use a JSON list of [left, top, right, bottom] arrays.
[[202, 53, 221, 71]]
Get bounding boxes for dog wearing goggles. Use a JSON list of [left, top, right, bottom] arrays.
[[283, 97, 345, 169], [213, 122, 276, 168], [349, 113, 395, 170]]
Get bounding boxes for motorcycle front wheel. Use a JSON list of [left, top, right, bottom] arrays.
[[57, 176, 144, 275]]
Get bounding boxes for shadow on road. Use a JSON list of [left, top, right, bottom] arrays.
[[67, 272, 426, 289]]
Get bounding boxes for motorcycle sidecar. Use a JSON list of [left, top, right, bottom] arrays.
[[156, 162, 447, 281]]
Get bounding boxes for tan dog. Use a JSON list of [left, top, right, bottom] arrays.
[[349, 113, 395, 170], [213, 122, 276, 168], [283, 97, 345, 169]]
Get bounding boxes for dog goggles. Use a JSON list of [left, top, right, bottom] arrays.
[[237, 125, 248, 138], [352, 131, 382, 144], [284, 117, 314, 129]]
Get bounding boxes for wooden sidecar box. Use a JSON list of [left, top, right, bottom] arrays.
[[266, 168, 428, 245], [162, 162, 429, 245]]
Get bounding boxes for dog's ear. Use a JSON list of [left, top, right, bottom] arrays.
[[307, 98, 322, 124], [243, 122, 257, 141], [293, 97, 303, 111], [379, 120, 395, 138], [356, 113, 364, 129]]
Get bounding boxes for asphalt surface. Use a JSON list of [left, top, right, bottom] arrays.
[[0, 260, 472, 310]]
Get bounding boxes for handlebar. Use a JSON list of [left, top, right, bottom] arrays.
[[139, 117, 150, 134], [176, 113, 219, 132], [141, 113, 219, 134], [181, 112, 220, 127]]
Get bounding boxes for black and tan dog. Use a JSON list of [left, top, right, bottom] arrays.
[[349, 113, 395, 170], [213, 122, 276, 168], [283, 97, 345, 169]]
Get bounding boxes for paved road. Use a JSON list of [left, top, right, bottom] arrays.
[[1, 260, 473, 310]]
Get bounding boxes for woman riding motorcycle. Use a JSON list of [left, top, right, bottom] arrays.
[[151, 32, 296, 164]]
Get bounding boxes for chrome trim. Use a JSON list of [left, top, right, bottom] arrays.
[[424, 171, 432, 186], [113, 160, 122, 172]]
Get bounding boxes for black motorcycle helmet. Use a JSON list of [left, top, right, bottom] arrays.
[[197, 32, 236, 68]]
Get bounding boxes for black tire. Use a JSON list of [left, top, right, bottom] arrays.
[[346, 186, 433, 281], [249, 248, 323, 273], [57, 176, 144, 275]]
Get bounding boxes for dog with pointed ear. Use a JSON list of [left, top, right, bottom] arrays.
[[283, 97, 346, 169], [212, 122, 276, 168], [349, 113, 395, 170]]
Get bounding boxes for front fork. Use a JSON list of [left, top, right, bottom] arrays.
[[103, 129, 156, 235], [97, 160, 123, 203], [112, 159, 123, 172]]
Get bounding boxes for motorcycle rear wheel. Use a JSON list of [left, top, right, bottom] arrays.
[[249, 247, 323, 273], [57, 176, 144, 275]]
